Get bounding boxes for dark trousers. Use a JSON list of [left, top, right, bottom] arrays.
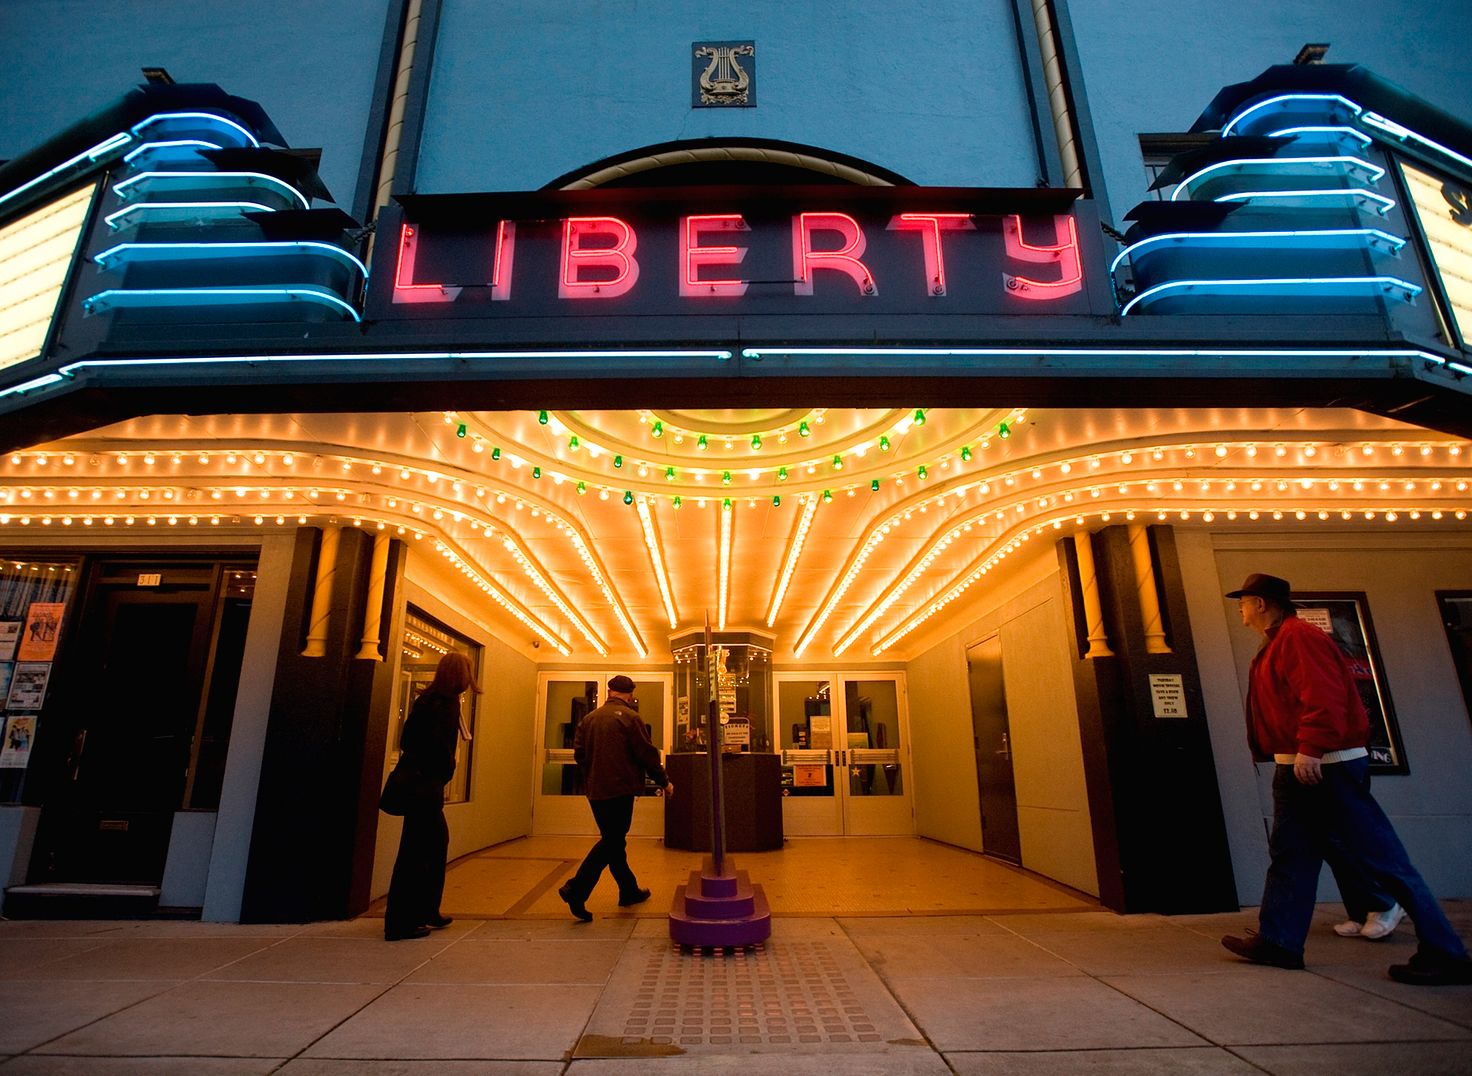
[[1259, 758, 1468, 958], [569, 794, 639, 901], [385, 806, 448, 933]]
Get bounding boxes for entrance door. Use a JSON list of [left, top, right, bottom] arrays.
[[30, 562, 238, 885], [967, 635, 1022, 863], [775, 673, 912, 835], [532, 671, 672, 835]]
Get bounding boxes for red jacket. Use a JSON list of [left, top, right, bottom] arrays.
[[1245, 614, 1369, 760]]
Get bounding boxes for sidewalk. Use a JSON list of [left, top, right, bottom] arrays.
[[1, 900, 1468, 1074]]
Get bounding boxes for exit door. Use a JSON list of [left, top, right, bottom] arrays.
[[967, 635, 1022, 864]]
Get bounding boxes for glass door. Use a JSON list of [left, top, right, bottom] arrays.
[[532, 672, 672, 835], [774, 672, 911, 835]]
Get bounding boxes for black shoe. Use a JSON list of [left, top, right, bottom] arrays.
[[618, 887, 652, 907], [1389, 947, 1472, 985], [427, 914, 453, 929], [385, 925, 432, 941], [1221, 931, 1304, 969], [558, 882, 593, 922]]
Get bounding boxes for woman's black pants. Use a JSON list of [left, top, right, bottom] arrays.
[[385, 805, 448, 934]]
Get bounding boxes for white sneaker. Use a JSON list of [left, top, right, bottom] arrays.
[[1333, 919, 1363, 937], [1360, 902, 1406, 940]]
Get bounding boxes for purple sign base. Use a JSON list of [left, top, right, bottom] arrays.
[[668, 855, 772, 948]]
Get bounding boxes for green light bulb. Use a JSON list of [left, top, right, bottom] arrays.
[[879, 436, 890, 452], [673, 496, 682, 509], [778, 467, 788, 481], [772, 495, 781, 507], [914, 409, 926, 425], [799, 421, 811, 437], [456, 423, 467, 438], [822, 489, 833, 503], [666, 467, 676, 481], [569, 435, 579, 451], [532, 466, 541, 479], [697, 434, 708, 450], [652, 421, 663, 438], [722, 470, 732, 485], [751, 434, 762, 450], [998, 422, 1010, 439], [538, 410, 548, 425], [961, 445, 972, 461], [614, 455, 623, 468], [832, 455, 843, 470], [491, 447, 501, 460], [577, 482, 586, 494], [623, 490, 633, 505], [870, 479, 880, 492], [918, 465, 928, 479]]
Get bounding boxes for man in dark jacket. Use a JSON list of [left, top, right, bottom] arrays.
[[558, 674, 674, 920], [1220, 573, 1471, 985]]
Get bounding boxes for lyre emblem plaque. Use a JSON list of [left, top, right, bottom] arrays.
[[692, 41, 756, 107]]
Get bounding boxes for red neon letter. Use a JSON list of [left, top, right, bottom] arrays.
[[392, 221, 516, 304], [1002, 214, 1082, 299], [887, 213, 975, 295], [560, 216, 640, 299], [680, 214, 749, 297], [792, 212, 876, 296], [392, 224, 460, 304]]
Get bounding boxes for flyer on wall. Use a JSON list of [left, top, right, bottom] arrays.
[[16, 602, 65, 662], [5, 662, 50, 711], [0, 620, 20, 661], [0, 715, 36, 768], [0, 662, 12, 701]]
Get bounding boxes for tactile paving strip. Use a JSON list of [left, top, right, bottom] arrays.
[[625, 941, 882, 1046], [576, 929, 932, 1059]]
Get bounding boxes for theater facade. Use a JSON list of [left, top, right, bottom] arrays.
[[0, 2, 1469, 922]]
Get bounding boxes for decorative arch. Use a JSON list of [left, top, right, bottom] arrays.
[[546, 136, 915, 190]]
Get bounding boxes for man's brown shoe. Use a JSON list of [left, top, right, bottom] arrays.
[[1221, 931, 1304, 969], [618, 887, 652, 907]]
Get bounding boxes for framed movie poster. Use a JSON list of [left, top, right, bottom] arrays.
[[5, 662, 51, 711], [1293, 593, 1407, 774], [0, 621, 20, 661], [16, 602, 65, 662], [0, 715, 36, 768]]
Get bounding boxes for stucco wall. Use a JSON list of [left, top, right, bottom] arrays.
[[418, 0, 1040, 191]]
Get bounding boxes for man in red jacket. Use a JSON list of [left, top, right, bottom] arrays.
[[1220, 573, 1471, 985]]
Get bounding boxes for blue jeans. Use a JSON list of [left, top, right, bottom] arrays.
[[1259, 757, 1468, 958]]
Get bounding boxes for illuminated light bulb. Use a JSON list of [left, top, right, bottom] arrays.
[[879, 435, 892, 453], [673, 496, 682, 509], [569, 435, 579, 451], [998, 423, 1010, 439], [455, 424, 467, 439], [772, 495, 781, 507], [623, 490, 633, 505], [1215, 445, 1228, 457], [917, 465, 929, 480], [1120, 452, 1133, 464], [613, 455, 623, 468], [1274, 446, 1287, 458], [832, 455, 843, 470], [722, 471, 732, 485], [1361, 445, 1374, 456], [914, 409, 926, 425], [1152, 449, 1164, 461], [532, 466, 541, 479], [871, 479, 880, 492], [1203, 511, 1215, 522], [778, 467, 788, 482], [652, 421, 664, 438], [799, 421, 811, 437], [538, 410, 548, 425], [961, 445, 972, 462], [1391, 445, 1403, 456], [1303, 445, 1316, 457], [637, 465, 649, 477], [751, 434, 761, 450], [577, 482, 586, 494], [823, 489, 833, 503], [251, 454, 264, 465]]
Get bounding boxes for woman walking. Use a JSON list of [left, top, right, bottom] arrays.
[[384, 651, 477, 940]]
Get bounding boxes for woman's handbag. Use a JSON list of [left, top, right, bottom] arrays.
[[379, 759, 440, 815]]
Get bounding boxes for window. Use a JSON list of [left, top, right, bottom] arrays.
[[397, 608, 479, 804]]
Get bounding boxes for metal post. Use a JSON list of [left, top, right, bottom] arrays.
[[704, 616, 727, 876]]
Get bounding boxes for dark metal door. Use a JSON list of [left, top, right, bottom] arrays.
[[31, 573, 216, 885], [967, 635, 1021, 864]]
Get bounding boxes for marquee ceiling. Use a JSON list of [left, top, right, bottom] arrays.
[[3, 405, 1469, 662]]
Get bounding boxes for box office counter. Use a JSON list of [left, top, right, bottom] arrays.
[[663, 752, 783, 852]]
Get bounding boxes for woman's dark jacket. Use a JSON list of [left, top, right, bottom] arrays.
[[399, 691, 461, 789]]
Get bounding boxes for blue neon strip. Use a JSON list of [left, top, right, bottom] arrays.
[[1221, 94, 1363, 137], [103, 201, 277, 229], [5, 346, 1467, 405], [1119, 276, 1423, 317], [1214, 188, 1396, 213], [1109, 228, 1406, 275], [121, 139, 225, 165], [129, 112, 259, 149], [113, 171, 310, 209], [1172, 156, 1385, 202], [83, 286, 361, 322], [0, 132, 131, 210], [94, 241, 368, 278], [1363, 111, 1472, 174], [1267, 125, 1372, 146]]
